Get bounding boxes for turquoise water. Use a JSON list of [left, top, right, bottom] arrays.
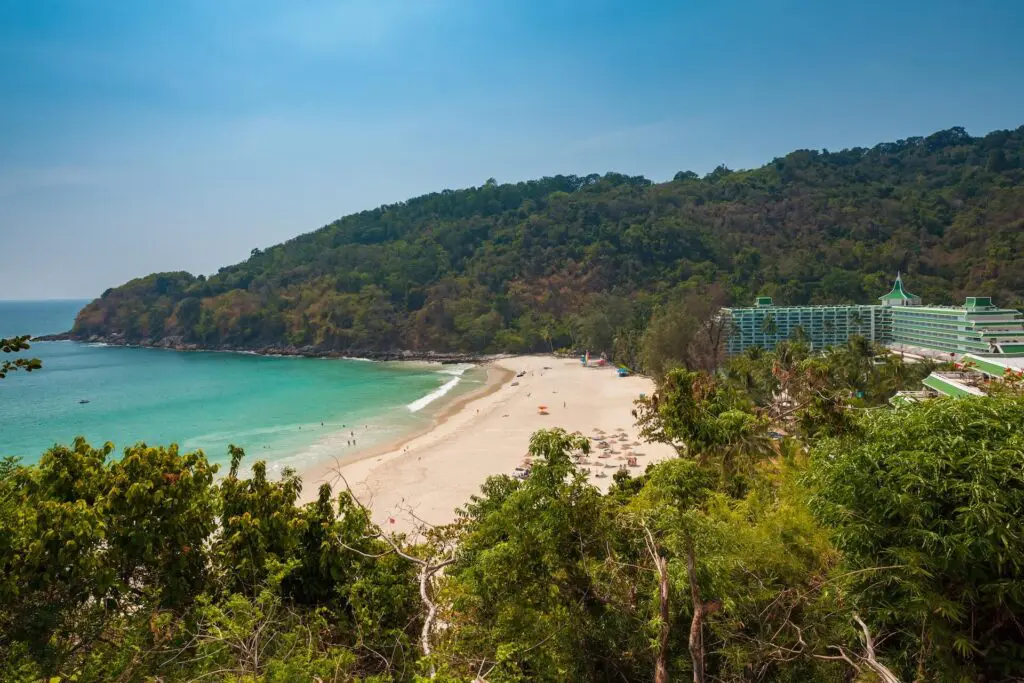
[[0, 300, 481, 470]]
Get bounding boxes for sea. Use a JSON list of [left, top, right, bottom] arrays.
[[0, 300, 483, 472]]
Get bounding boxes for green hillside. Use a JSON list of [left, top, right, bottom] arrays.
[[70, 125, 1024, 355]]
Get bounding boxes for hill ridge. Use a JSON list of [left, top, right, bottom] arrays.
[[68, 125, 1024, 361]]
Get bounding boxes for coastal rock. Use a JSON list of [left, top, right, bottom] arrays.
[[31, 331, 498, 364]]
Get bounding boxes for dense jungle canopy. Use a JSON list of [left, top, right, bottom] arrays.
[[69, 125, 1024, 356]]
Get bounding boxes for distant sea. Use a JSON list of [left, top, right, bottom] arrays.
[[0, 300, 482, 470]]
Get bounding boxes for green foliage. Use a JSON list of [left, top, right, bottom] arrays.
[[720, 337, 935, 439], [67, 126, 1024, 365], [217, 446, 304, 593], [4, 348, 1024, 680], [435, 426, 846, 682], [0, 440, 420, 681], [105, 442, 219, 607], [439, 429, 614, 681], [633, 368, 773, 486], [806, 396, 1024, 681], [0, 335, 41, 379]]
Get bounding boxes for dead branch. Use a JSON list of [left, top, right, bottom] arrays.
[[330, 471, 457, 678], [642, 523, 671, 683], [685, 533, 706, 683], [853, 614, 901, 683]]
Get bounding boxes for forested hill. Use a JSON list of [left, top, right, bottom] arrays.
[[69, 125, 1024, 356]]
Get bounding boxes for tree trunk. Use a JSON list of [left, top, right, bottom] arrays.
[[686, 535, 705, 683], [419, 565, 441, 677], [655, 554, 671, 683]]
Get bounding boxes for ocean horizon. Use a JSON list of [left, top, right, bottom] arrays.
[[0, 300, 483, 470]]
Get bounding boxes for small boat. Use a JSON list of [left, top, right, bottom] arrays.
[[79, 399, 90, 404]]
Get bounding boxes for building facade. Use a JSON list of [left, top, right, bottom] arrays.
[[723, 274, 1024, 357]]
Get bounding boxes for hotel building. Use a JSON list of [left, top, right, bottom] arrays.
[[723, 274, 1024, 358]]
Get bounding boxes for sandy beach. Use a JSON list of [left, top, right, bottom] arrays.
[[302, 355, 676, 533]]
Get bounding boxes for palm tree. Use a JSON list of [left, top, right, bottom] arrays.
[[847, 335, 873, 360], [849, 310, 864, 334], [760, 314, 778, 337]]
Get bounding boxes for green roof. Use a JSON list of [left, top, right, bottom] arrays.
[[922, 374, 984, 398], [879, 273, 918, 301]]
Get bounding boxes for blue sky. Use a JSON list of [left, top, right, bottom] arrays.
[[2, 0, 1023, 299]]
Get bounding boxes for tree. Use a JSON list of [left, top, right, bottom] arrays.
[[849, 310, 864, 335], [633, 369, 773, 487], [434, 429, 621, 681], [216, 446, 303, 594], [0, 440, 420, 681], [0, 336, 41, 379], [58, 125, 1024, 356], [805, 397, 1024, 681], [641, 286, 730, 378], [790, 325, 808, 345]]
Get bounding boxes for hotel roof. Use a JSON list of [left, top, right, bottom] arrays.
[[879, 272, 918, 301]]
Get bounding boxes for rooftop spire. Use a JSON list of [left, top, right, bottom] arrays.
[[879, 272, 919, 305]]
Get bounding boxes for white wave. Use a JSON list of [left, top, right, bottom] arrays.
[[438, 363, 474, 377], [341, 356, 377, 362], [407, 377, 459, 412], [405, 364, 476, 412]]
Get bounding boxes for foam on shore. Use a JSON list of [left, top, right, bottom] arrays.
[[406, 364, 474, 412]]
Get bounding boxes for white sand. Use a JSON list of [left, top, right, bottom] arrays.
[[303, 355, 676, 533]]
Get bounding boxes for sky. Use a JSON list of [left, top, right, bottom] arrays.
[[2, 0, 1023, 300]]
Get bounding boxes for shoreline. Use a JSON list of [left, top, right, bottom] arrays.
[[305, 355, 677, 535], [33, 333, 505, 365], [297, 362, 515, 497]]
